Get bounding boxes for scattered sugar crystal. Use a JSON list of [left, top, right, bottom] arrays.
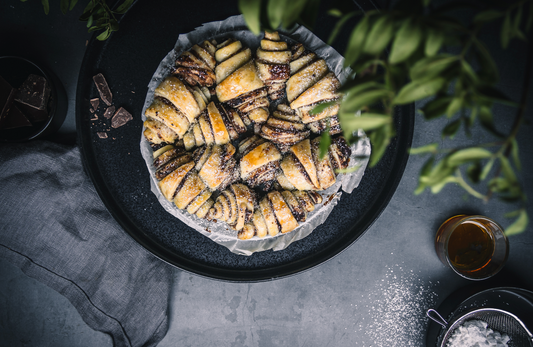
[[447, 319, 510, 347]]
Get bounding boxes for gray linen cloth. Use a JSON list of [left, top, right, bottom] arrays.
[[0, 140, 173, 347]]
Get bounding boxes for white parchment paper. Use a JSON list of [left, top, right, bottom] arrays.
[[140, 15, 371, 255]]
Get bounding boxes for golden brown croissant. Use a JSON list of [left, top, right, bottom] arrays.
[[143, 76, 209, 145], [152, 143, 239, 218], [238, 190, 323, 239], [255, 31, 291, 101], [182, 101, 248, 150], [287, 45, 343, 135], [259, 103, 310, 151], [277, 136, 351, 191], [205, 184, 256, 231], [173, 40, 217, 88], [238, 135, 282, 189], [215, 39, 270, 128]]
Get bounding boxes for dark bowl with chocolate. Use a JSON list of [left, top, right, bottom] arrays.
[[0, 56, 67, 142]]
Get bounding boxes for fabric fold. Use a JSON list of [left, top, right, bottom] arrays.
[[0, 140, 172, 347]]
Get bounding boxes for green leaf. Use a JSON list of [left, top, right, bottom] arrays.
[[409, 54, 458, 81], [442, 119, 461, 139], [460, 60, 479, 85], [447, 147, 493, 166], [69, 0, 78, 11], [339, 74, 382, 93], [363, 15, 394, 56], [344, 15, 370, 67], [328, 11, 357, 45], [297, 0, 319, 29], [328, 8, 343, 17], [79, 1, 96, 21], [419, 96, 453, 120], [394, 77, 447, 104], [280, 0, 309, 28], [431, 175, 457, 194], [415, 156, 435, 195], [425, 28, 445, 56], [368, 125, 391, 167], [339, 113, 392, 131], [499, 155, 518, 183], [342, 89, 392, 112], [501, 11, 512, 49], [420, 157, 454, 186], [87, 15, 94, 28], [409, 143, 438, 155], [310, 100, 338, 115], [267, 0, 284, 29], [477, 86, 517, 107], [505, 209, 522, 218], [115, 0, 135, 14], [60, 0, 69, 14], [446, 97, 462, 118], [109, 19, 119, 32], [96, 27, 111, 41], [319, 131, 331, 160], [479, 105, 504, 137], [480, 157, 494, 181], [239, 0, 262, 35], [505, 209, 529, 236], [41, 0, 49, 14], [511, 138, 521, 171], [473, 39, 499, 84], [512, 5, 523, 36], [473, 10, 502, 24], [389, 19, 422, 64]]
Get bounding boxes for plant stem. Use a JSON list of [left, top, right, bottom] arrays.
[[455, 169, 487, 200]]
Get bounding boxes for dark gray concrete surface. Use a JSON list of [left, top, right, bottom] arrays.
[[1, 0, 532, 346]]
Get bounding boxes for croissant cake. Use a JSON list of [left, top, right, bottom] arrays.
[[238, 190, 323, 239], [173, 40, 217, 88], [153, 143, 239, 218], [215, 39, 270, 127], [182, 101, 248, 150], [287, 45, 343, 135], [255, 31, 291, 101], [259, 103, 310, 151], [277, 136, 351, 191], [239, 135, 282, 189], [206, 183, 256, 231]]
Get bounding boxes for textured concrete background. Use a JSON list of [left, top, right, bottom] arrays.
[[1, 0, 533, 346]]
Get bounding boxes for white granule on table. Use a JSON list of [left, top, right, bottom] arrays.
[[447, 319, 510, 347], [362, 264, 439, 347]]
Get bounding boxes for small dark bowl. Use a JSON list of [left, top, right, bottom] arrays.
[[0, 56, 67, 142]]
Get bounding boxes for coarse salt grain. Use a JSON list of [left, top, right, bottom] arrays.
[[447, 319, 510, 347]]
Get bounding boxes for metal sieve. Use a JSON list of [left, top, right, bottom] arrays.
[[427, 308, 533, 347]]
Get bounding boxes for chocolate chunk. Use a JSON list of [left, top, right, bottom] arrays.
[[90, 98, 100, 112], [103, 105, 115, 119], [14, 74, 51, 110], [93, 73, 112, 106], [97, 132, 108, 139], [16, 102, 49, 123], [0, 76, 16, 128], [2, 103, 32, 129], [111, 107, 132, 128]]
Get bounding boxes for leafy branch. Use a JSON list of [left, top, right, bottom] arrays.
[[20, 0, 135, 40], [239, 0, 531, 235]]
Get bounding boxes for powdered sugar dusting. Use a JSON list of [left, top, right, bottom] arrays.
[[357, 264, 439, 346]]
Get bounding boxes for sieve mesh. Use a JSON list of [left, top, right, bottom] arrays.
[[438, 308, 533, 347]]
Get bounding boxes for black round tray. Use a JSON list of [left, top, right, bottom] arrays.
[[76, 0, 414, 281]]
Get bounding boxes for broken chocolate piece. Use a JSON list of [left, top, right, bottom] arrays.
[[2, 103, 32, 129], [14, 74, 50, 110], [111, 107, 132, 128], [93, 73, 112, 106], [0, 76, 16, 128], [97, 132, 108, 139], [103, 105, 115, 119], [90, 98, 100, 112], [16, 102, 48, 123]]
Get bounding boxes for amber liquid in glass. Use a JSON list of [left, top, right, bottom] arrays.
[[447, 220, 495, 272]]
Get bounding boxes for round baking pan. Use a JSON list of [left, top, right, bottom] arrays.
[[76, 0, 414, 281]]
